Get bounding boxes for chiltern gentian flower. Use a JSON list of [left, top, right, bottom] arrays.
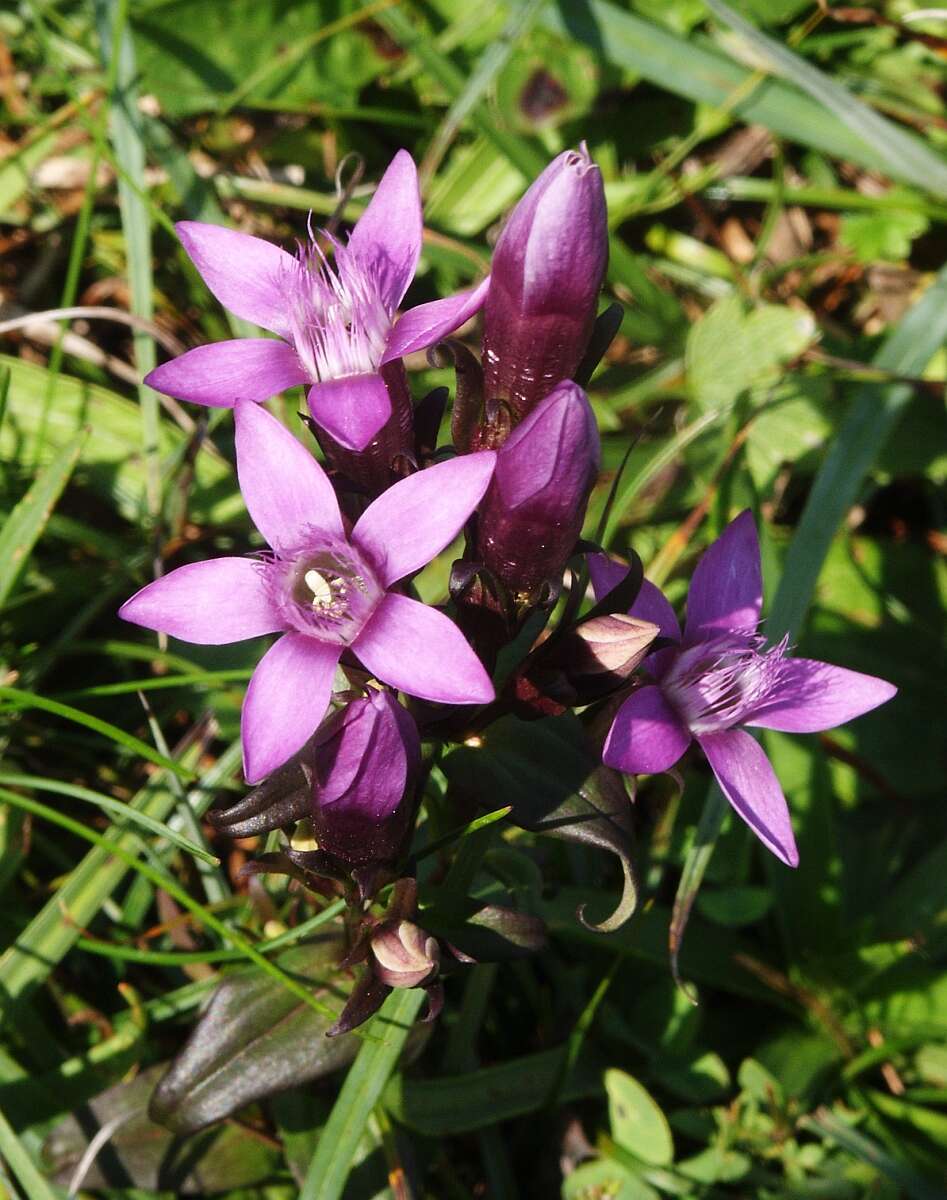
[[120, 401, 495, 783], [145, 150, 490, 452], [311, 689, 420, 865], [477, 379, 600, 599], [592, 512, 897, 867], [479, 144, 608, 429]]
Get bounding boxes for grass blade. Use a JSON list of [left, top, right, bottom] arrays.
[[0, 1102, 58, 1200], [0, 773, 218, 866], [0, 429, 86, 610], [542, 0, 947, 189], [705, 0, 947, 199], [95, 0, 160, 522], [0, 734, 221, 1012], [0, 685, 197, 780], [300, 988, 425, 1200], [768, 264, 947, 643]]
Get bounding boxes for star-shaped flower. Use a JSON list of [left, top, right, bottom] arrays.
[[121, 401, 495, 782], [592, 512, 897, 866], [145, 151, 489, 451]]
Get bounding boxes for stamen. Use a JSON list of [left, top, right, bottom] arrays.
[[664, 633, 789, 734], [286, 230, 392, 383], [260, 533, 384, 646]]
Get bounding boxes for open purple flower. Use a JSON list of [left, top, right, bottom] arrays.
[[592, 512, 897, 867], [145, 150, 490, 452], [120, 401, 495, 783]]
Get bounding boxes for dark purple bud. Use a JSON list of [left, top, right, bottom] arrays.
[[371, 920, 440, 989], [311, 690, 420, 866], [480, 144, 608, 427], [476, 380, 600, 601]]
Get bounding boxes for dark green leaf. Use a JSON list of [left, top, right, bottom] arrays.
[[150, 936, 354, 1133], [43, 1065, 279, 1192], [443, 714, 638, 932]]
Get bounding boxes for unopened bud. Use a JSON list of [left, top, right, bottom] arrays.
[[563, 613, 659, 678], [480, 144, 608, 426], [476, 380, 600, 600], [311, 690, 420, 866], [371, 920, 439, 989]]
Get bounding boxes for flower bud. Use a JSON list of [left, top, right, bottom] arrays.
[[311, 690, 420, 866], [476, 380, 600, 601], [558, 613, 660, 678], [480, 144, 608, 425], [371, 920, 439, 988]]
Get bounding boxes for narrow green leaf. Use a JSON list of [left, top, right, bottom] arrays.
[[542, 0, 947, 191], [0, 773, 218, 866], [300, 988, 425, 1200], [95, 0, 159, 519], [0, 738, 234, 1011], [0, 429, 86, 609], [769, 264, 947, 643], [0, 786, 339, 1024], [799, 1107, 945, 1200], [384, 1044, 605, 1136], [0, 1102, 59, 1200], [419, 0, 549, 187], [0, 686, 197, 780], [705, 0, 947, 198]]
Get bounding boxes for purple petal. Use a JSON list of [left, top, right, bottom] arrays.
[[144, 339, 307, 407], [234, 400, 343, 553], [352, 451, 496, 586], [685, 510, 763, 639], [588, 552, 628, 602], [698, 728, 799, 867], [589, 556, 681, 678], [119, 558, 282, 644], [602, 685, 691, 775], [176, 221, 297, 338], [353, 593, 494, 705], [744, 658, 897, 733], [306, 374, 392, 452], [381, 276, 491, 364], [347, 149, 422, 312], [242, 633, 341, 783]]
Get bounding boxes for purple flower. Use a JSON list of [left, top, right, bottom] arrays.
[[592, 512, 897, 867], [311, 689, 420, 865], [120, 401, 495, 783], [480, 144, 608, 427], [477, 379, 600, 599], [145, 151, 490, 452]]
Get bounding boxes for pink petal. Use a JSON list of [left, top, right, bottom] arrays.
[[119, 558, 282, 644], [347, 149, 422, 312], [685, 510, 762, 638], [603, 685, 691, 776], [234, 400, 342, 553], [745, 658, 897, 733], [306, 374, 392, 453], [241, 633, 341, 783], [352, 452, 496, 586], [353, 593, 494, 706], [698, 728, 799, 867], [381, 276, 491, 364], [176, 221, 297, 339], [144, 339, 307, 407]]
